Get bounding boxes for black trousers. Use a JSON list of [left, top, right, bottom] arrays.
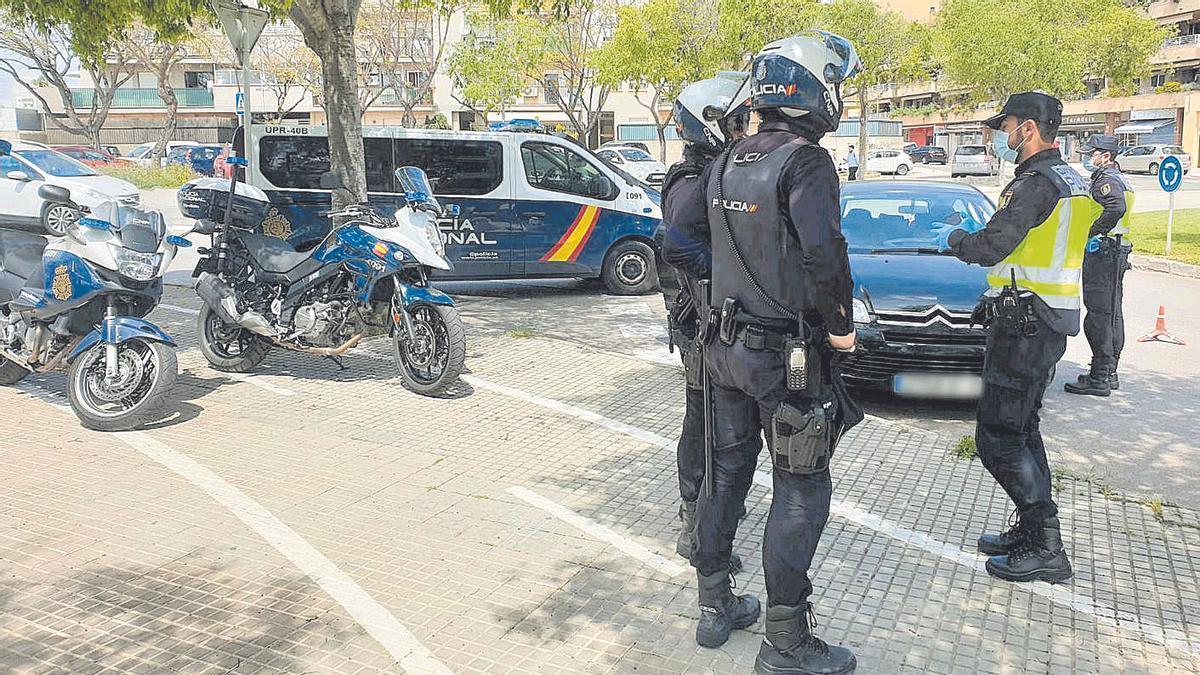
[[847, 167, 858, 181], [1081, 240, 1130, 372], [694, 340, 831, 606], [976, 321, 1067, 525]]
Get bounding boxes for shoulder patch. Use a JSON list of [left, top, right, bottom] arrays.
[[999, 191, 1013, 209], [1100, 183, 1111, 196]]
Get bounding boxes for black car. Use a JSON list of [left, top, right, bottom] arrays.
[[906, 145, 948, 165], [839, 180, 994, 399]]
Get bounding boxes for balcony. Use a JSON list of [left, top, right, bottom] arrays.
[[72, 87, 215, 109], [1147, 0, 1200, 21], [1155, 33, 1200, 65]]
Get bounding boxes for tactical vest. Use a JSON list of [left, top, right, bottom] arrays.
[[707, 138, 811, 323], [986, 161, 1098, 328], [1099, 167, 1134, 236]]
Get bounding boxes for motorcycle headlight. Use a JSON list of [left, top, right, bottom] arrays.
[[852, 298, 872, 325], [114, 248, 160, 281], [425, 221, 446, 258]]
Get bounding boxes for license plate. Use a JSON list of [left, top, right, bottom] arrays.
[[893, 373, 982, 399]]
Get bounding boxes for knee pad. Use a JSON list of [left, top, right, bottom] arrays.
[[769, 400, 832, 475]]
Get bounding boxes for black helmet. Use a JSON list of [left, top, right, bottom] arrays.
[[726, 30, 863, 135], [672, 74, 749, 155]]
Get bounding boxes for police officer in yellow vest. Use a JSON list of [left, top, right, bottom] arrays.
[[1064, 134, 1134, 397], [934, 92, 1087, 584]]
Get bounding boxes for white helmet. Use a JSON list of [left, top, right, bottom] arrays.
[[672, 74, 750, 155], [727, 30, 863, 134]]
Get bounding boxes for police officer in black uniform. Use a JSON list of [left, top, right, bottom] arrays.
[[657, 76, 752, 572], [688, 32, 864, 675], [934, 92, 1087, 584], [1064, 134, 1133, 397]]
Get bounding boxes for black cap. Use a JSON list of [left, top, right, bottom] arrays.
[[1079, 134, 1119, 154], [983, 92, 1063, 131]]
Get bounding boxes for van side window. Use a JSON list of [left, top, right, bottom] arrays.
[[521, 141, 614, 199], [395, 138, 502, 195], [259, 136, 392, 191]]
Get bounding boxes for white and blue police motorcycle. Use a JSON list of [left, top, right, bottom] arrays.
[[0, 140, 196, 430]]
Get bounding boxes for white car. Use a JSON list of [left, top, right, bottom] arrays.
[[0, 140, 140, 235], [126, 140, 202, 167], [950, 144, 999, 177], [863, 149, 912, 176], [1117, 144, 1192, 176], [596, 145, 667, 186]]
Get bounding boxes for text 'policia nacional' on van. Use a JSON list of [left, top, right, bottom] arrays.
[[185, 125, 666, 295]]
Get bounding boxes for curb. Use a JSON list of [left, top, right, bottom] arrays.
[[1131, 253, 1200, 279]]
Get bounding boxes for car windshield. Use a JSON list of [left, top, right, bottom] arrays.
[[16, 150, 97, 177], [957, 146, 985, 155], [841, 189, 995, 254], [619, 148, 654, 162]]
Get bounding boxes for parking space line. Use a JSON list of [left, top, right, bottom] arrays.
[[159, 304, 201, 316], [16, 382, 453, 674], [220, 371, 297, 397], [466, 375, 1200, 660], [507, 485, 687, 578]]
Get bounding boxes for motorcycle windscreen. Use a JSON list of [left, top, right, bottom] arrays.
[[92, 202, 165, 253], [395, 166, 442, 213]]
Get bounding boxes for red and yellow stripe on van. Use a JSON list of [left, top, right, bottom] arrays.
[[540, 205, 601, 263]]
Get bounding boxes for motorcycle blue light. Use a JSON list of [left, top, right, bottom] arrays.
[[166, 235, 192, 247], [77, 216, 110, 231]]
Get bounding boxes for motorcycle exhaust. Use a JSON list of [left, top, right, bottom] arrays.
[[194, 272, 276, 337]]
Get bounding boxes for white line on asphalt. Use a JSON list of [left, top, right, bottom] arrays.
[[220, 371, 297, 397], [16, 382, 454, 674], [159, 304, 201, 316], [507, 485, 687, 578], [464, 374, 1200, 660]]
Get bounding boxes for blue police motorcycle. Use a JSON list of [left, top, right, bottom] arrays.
[[0, 141, 189, 430], [190, 167, 465, 396]]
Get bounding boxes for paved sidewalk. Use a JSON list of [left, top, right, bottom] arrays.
[[1, 290, 1198, 674]]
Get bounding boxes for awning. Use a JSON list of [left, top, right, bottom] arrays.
[[1114, 119, 1174, 134]]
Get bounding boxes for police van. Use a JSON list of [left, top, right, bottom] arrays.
[[242, 124, 664, 295]]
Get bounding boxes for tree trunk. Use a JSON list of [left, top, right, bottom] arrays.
[[857, 88, 869, 176], [85, 126, 103, 151], [152, 72, 179, 166], [291, 0, 367, 211]]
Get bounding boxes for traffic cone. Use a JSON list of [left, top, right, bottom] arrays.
[[1138, 305, 1186, 345]]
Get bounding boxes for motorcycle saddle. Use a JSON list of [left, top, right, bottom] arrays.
[[0, 230, 48, 305], [239, 233, 312, 274]]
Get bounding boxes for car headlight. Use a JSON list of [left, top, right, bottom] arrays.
[[852, 298, 872, 325], [114, 248, 160, 281], [425, 221, 446, 258]]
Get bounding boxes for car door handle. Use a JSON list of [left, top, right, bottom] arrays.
[[520, 211, 546, 224]]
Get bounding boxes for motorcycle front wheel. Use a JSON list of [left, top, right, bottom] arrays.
[[392, 303, 466, 397], [68, 338, 178, 431]]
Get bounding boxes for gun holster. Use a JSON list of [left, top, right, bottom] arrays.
[[718, 298, 740, 346], [770, 400, 833, 475]]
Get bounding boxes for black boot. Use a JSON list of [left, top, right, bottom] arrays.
[[755, 603, 856, 675], [678, 501, 743, 573], [1064, 368, 1111, 397], [1109, 372, 1120, 391], [985, 517, 1073, 584], [977, 509, 1025, 556], [696, 570, 760, 648]]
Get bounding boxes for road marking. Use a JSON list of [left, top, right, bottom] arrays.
[[507, 486, 687, 578], [466, 375, 1200, 660], [160, 304, 201, 316], [18, 383, 453, 674], [221, 371, 297, 397]]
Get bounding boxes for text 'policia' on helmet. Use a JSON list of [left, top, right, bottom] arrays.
[[726, 30, 864, 135], [672, 74, 750, 155]]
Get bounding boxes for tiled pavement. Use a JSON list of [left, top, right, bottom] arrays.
[[1, 287, 1198, 674]]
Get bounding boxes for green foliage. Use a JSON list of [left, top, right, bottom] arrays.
[[1156, 81, 1183, 94], [424, 113, 451, 129], [1130, 209, 1200, 265], [98, 163, 199, 190], [446, 11, 533, 119], [934, 0, 1167, 103], [949, 436, 977, 460], [506, 327, 534, 339], [1146, 497, 1164, 522]]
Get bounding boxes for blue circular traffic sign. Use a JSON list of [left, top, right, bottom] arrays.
[[1159, 155, 1184, 193]]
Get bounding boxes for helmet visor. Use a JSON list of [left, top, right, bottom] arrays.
[[809, 30, 862, 83]]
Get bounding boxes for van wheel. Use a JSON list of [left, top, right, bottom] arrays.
[[602, 240, 658, 295]]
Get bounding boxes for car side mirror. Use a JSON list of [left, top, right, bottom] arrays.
[[7, 170, 31, 182], [192, 219, 217, 235], [38, 184, 71, 202], [318, 171, 342, 190]]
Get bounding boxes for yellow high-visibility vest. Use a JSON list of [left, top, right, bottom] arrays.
[[986, 162, 1099, 314]]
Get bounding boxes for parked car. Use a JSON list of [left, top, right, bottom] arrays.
[[125, 140, 202, 167], [212, 144, 233, 179], [863, 149, 912, 176], [1117, 144, 1192, 176], [52, 145, 127, 168], [907, 145, 948, 165], [600, 140, 651, 154], [166, 144, 223, 176], [839, 180, 994, 398], [950, 144, 999, 177], [596, 145, 667, 186], [902, 141, 918, 154], [0, 140, 140, 235]]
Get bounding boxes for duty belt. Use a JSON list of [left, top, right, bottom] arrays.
[[735, 323, 794, 352]]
